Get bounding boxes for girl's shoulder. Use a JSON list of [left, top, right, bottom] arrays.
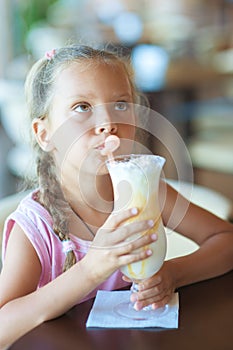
[[17, 189, 53, 227], [2, 189, 55, 257], [2, 190, 63, 284]]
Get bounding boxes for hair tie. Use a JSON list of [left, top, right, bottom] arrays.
[[62, 239, 75, 253], [45, 48, 56, 61]]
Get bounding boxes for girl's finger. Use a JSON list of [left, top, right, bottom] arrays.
[[138, 274, 162, 291], [152, 294, 171, 310], [122, 275, 131, 282], [110, 219, 155, 244], [133, 284, 162, 302], [134, 293, 171, 311], [102, 207, 139, 230], [116, 230, 157, 255], [118, 246, 153, 267], [91, 221, 157, 251]]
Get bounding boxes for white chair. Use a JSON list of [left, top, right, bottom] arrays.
[[165, 179, 232, 260], [188, 102, 233, 202]]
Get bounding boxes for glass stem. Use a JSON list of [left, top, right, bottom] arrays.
[[131, 282, 140, 293], [131, 281, 153, 311]]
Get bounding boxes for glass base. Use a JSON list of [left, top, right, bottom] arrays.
[[114, 302, 168, 321]]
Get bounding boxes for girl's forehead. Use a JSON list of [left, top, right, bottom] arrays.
[[58, 60, 127, 78], [53, 60, 132, 95]]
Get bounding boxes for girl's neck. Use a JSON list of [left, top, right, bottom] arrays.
[[62, 172, 114, 231]]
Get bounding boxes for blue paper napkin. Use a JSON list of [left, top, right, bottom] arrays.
[[86, 290, 179, 329]]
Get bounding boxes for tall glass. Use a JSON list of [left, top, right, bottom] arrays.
[[106, 154, 167, 320]]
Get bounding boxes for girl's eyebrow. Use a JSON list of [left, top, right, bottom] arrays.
[[112, 92, 133, 100], [67, 92, 133, 102], [67, 92, 96, 100]]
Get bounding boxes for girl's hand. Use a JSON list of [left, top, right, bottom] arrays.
[[123, 260, 176, 310], [84, 208, 158, 284]]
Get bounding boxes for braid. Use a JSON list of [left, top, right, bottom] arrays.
[[37, 151, 76, 272]]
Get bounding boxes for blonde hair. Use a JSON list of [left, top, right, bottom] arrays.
[[25, 44, 140, 272]]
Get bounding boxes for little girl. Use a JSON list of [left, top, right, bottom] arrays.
[[0, 44, 232, 349]]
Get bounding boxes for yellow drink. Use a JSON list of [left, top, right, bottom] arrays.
[[106, 154, 166, 281]]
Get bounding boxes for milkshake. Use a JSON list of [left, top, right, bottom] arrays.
[[106, 154, 166, 281]]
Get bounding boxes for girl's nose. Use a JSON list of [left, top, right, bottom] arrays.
[[95, 123, 117, 135], [94, 105, 118, 135]]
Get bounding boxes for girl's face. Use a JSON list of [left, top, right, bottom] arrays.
[[39, 61, 136, 182]]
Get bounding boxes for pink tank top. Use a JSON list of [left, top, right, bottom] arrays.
[[2, 191, 129, 302]]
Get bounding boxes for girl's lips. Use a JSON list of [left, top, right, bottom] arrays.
[[94, 136, 120, 157], [95, 142, 105, 150], [100, 135, 120, 156]]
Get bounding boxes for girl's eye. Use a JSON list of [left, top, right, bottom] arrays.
[[114, 101, 128, 111], [74, 103, 92, 113]]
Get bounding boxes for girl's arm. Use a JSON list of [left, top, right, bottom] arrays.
[[0, 224, 98, 348], [0, 209, 157, 349], [0, 251, 99, 349], [162, 183, 233, 285]]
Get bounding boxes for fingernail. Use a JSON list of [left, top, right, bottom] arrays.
[[131, 207, 138, 215], [151, 233, 157, 241], [146, 249, 152, 256], [134, 302, 142, 311], [147, 220, 154, 227], [130, 294, 138, 302]]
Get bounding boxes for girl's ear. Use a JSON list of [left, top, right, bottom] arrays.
[[32, 118, 55, 152]]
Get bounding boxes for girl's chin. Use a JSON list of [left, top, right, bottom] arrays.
[[95, 159, 109, 176], [77, 155, 109, 176]]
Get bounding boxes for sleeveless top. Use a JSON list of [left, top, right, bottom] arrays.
[[2, 191, 129, 302]]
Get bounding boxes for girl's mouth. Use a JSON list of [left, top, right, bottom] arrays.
[[100, 135, 120, 156], [95, 142, 105, 151]]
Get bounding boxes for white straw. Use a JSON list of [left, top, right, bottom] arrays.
[[104, 135, 120, 163]]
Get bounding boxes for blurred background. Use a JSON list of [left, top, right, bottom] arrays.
[[0, 0, 233, 202]]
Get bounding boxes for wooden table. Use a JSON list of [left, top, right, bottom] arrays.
[[11, 271, 233, 350]]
